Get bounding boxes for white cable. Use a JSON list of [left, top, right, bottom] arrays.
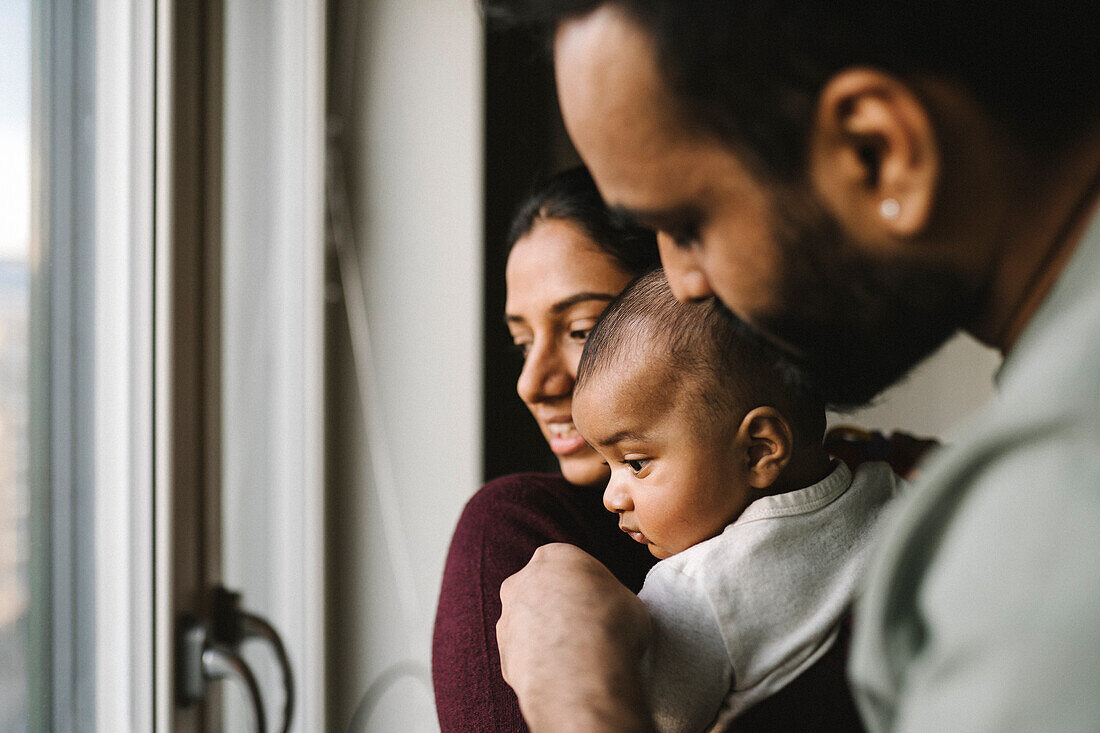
[[325, 127, 426, 645], [328, 5, 433, 722]]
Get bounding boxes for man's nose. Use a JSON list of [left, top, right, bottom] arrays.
[[657, 232, 714, 302], [516, 340, 573, 405]]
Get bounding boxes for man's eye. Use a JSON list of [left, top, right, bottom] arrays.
[[512, 342, 531, 358], [668, 224, 700, 249]]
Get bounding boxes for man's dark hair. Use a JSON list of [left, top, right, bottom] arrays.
[[482, 0, 1099, 181], [577, 268, 826, 447], [508, 165, 660, 276]]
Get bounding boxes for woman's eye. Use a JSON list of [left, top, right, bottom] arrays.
[[569, 327, 592, 342], [511, 341, 531, 358], [625, 458, 648, 474], [568, 319, 599, 343]]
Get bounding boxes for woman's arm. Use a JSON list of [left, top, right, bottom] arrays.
[[432, 475, 656, 731]]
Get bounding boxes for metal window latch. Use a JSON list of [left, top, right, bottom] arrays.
[[177, 586, 296, 732]]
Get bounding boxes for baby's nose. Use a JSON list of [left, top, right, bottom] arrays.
[[602, 477, 632, 513]]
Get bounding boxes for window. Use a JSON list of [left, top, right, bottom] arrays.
[[0, 1, 39, 728], [2, 1, 325, 727], [3, 2, 157, 728]]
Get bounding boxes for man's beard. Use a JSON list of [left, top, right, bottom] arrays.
[[735, 186, 981, 412]]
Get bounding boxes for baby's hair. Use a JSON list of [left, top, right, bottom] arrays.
[[577, 268, 826, 447]]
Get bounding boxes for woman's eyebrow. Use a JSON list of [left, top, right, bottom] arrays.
[[550, 292, 617, 314], [503, 292, 618, 325]]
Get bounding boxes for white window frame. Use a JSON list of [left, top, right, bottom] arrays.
[[35, 0, 157, 729], [36, 0, 324, 728], [93, 0, 157, 728]]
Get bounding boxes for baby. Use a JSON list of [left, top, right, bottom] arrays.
[[572, 268, 902, 732]]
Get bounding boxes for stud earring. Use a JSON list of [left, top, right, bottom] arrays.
[[880, 198, 901, 220]]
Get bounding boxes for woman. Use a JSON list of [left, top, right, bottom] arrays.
[[431, 166, 935, 732], [432, 166, 661, 732]]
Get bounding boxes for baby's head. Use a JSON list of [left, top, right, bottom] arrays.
[[573, 268, 827, 558]]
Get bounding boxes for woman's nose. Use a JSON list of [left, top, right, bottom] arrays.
[[603, 476, 632, 514], [516, 340, 573, 405], [658, 232, 714, 302]]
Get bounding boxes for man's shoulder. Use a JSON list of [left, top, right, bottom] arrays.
[[851, 405, 1100, 730], [871, 406, 1100, 641], [931, 410, 1100, 544], [849, 217, 1100, 730], [908, 406, 1100, 538]]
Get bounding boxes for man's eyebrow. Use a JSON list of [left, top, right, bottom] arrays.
[[503, 292, 618, 324], [608, 203, 699, 230]]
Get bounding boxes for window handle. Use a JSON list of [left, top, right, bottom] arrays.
[[179, 616, 268, 732], [177, 586, 295, 732]]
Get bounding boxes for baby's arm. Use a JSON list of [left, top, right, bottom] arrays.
[[639, 561, 733, 733]]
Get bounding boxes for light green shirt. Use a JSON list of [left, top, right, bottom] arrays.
[[850, 206, 1100, 732]]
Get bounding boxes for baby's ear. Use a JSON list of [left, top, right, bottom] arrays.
[[739, 407, 794, 490]]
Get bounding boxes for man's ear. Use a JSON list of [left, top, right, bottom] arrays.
[[808, 68, 939, 244], [737, 407, 793, 490]]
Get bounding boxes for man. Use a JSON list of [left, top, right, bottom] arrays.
[[483, 1, 1100, 731]]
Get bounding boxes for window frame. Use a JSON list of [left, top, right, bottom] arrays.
[[32, 0, 157, 729]]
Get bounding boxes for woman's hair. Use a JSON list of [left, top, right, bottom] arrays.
[[507, 165, 660, 276]]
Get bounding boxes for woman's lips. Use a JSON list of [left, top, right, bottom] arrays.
[[546, 420, 589, 456]]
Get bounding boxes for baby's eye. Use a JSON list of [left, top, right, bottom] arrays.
[[625, 458, 649, 474]]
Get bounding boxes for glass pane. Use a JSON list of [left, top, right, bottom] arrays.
[[0, 0, 34, 730]]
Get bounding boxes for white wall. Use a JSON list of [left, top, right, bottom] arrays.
[[828, 333, 1003, 442], [329, 2, 483, 731]]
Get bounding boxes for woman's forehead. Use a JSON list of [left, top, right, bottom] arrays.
[[505, 219, 634, 313]]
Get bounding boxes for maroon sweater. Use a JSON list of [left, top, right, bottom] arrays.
[[431, 464, 887, 732], [432, 473, 657, 731]]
